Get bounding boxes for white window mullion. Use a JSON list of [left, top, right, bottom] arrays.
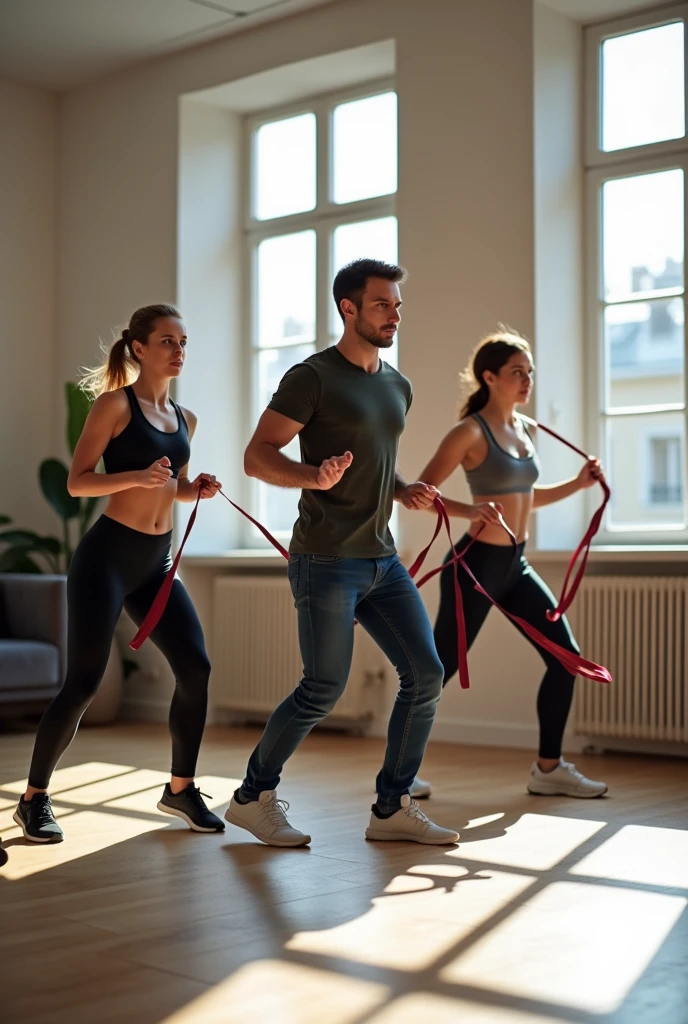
[[243, 84, 397, 545]]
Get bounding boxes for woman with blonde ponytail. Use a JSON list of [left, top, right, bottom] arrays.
[[411, 328, 609, 801], [14, 305, 226, 843]]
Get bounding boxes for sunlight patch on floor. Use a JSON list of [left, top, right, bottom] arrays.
[[286, 869, 535, 970], [368, 993, 551, 1024], [192, 776, 242, 806], [160, 960, 389, 1024], [449, 812, 607, 871], [0, 761, 137, 797], [570, 824, 688, 890], [103, 775, 240, 816], [0, 809, 169, 879], [56, 768, 170, 805], [440, 880, 687, 1013]]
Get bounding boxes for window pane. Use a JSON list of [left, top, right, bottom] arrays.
[[605, 298, 684, 408], [602, 170, 683, 300], [332, 217, 399, 365], [333, 216, 398, 270], [606, 412, 686, 529], [332, 92, 397, 204], [254, 114, 316, 220], [601, 23, 685, 152], [257, 231, 316, 348], [255, 343, 314, 537]]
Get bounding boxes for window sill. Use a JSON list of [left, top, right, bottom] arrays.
[[182, 549, 286, 569], [530, 546, 688, 564]]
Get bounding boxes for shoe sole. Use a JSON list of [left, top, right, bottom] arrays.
[[365, 828, 459, 845], [12, 811, 64, 843], [156, 802, 225, 833], [224, 808, 311, 847], [527, 785, 608, 799]]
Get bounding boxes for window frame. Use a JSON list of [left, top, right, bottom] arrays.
[[241, 78, 397, 547], [585, 5, 688, 544]]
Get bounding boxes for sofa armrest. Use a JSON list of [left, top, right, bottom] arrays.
[[0, 574, 68, 683]]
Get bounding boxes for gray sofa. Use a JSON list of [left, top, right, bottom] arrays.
[[0, 574, 67, 706]]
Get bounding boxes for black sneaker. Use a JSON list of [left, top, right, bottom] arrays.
[[13, 793, 64, 843], [0, 840, 7, 867], [157, 783, 225, 832]]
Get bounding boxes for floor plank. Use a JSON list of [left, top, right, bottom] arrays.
[[1, 722, 687, 1024]]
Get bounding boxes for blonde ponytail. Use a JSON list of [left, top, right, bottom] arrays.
[[79, 304, 180, 399]]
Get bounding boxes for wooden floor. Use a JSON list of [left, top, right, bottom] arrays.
[[1, 723, 687, 1024]]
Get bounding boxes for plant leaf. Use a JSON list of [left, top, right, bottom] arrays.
[[0, 547, 43, 573], [66, 382, 93, 455], [39, 459, 80, 521], [0, 530, 44, 546]]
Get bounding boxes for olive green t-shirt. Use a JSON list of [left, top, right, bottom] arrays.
[[268, 346, 412, 557]]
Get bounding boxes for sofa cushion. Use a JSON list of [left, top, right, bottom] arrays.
[[0, 639, 60, 692]]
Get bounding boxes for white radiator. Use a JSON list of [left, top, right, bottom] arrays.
[[211, 575, 386, 727], [573, 576, 688, 742]]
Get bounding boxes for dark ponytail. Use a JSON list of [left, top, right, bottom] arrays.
[[459, 326, 531, 419], [80, 304, 181, 398]]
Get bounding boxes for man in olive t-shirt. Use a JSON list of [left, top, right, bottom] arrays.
[[224, 259, 459, 848]]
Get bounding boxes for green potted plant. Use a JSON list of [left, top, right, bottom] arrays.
[[0, 382, 136, 722]]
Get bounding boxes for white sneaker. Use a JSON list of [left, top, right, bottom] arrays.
[[224, 790, 311, 847], [410, 777, 432, 799], [527, 759, 608, 799], [365, 795, 459, 845]]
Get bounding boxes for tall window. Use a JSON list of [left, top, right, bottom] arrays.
[[585, 9, 688, 541], [245, 84, 398, 542]]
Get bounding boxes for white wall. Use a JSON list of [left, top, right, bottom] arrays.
[[44, 0, 590, 750], [533, 1, 586, 550], [0, 80, 56, 535]]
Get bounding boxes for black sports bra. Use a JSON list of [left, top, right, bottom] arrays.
[[102, 386, 190, 479]]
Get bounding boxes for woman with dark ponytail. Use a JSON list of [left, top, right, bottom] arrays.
[[14, 305, 225, 843], [413, 328, 609, 799]]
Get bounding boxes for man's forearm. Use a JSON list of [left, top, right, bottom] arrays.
[[394, 470, 408, 500], [245, 442, 320, 489]]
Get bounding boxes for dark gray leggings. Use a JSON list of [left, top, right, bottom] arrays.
[[433, 535, 578, 759], [28, 515, 210, 790]]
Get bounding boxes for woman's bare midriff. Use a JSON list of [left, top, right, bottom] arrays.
[[468, 490, 533, 545], [103, 478, 178, 535]]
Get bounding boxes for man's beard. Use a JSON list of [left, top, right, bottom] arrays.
[[354, 314, 396, 348]]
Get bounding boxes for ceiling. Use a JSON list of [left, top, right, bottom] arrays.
[[0, 0, 679, 92], [540, 0, 681, 21], [0, 0, 338, 90]]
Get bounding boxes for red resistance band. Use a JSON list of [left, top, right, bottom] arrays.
[[130, 422, 612, 690]]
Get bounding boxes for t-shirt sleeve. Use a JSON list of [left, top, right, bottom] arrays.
[[267, 362, 321, 426], [406, 381, 413, 413]]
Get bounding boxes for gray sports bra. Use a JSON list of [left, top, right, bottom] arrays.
[[464, 412, 540, 496]]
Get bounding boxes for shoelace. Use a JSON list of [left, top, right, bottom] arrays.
[[264, 796, 291, 827], [403, 800, 430, 825], [184, 786, 213, 806], [31, 794, 56, 827]]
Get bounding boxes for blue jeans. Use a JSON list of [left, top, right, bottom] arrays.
[[239, 553, 443, 813]]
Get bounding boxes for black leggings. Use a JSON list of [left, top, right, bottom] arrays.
[[28, 515, 210, 790], [434, 535, 579, 759]]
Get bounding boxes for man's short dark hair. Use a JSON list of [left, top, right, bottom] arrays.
[[332, 258, 407, 323]]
